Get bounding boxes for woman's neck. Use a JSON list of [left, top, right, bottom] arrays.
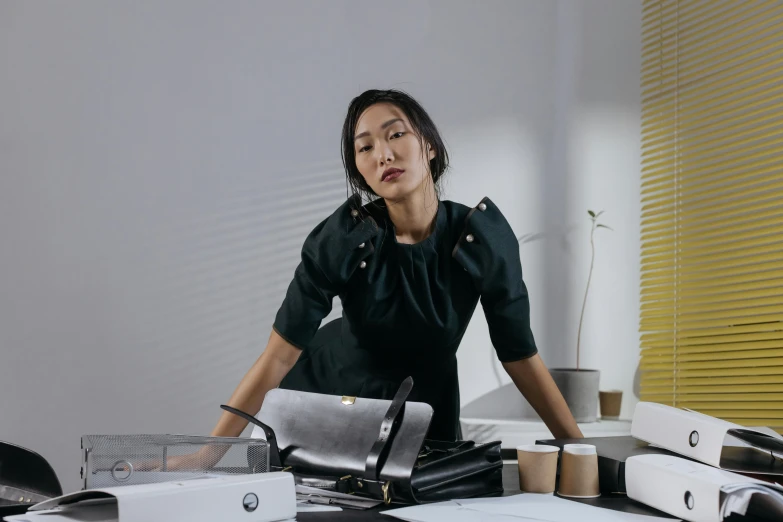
[[385, 183, 439, 244]]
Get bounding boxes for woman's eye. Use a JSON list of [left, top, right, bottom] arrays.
[[391, 132, 404, 139], [358, 145, 372, 153]]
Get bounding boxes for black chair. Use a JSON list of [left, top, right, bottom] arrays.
[[0, 441, 62, 517]]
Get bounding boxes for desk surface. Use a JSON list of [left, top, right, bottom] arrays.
[[297, 461, 675, 521]]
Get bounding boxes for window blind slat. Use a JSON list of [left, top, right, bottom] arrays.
[[645, 325, 783, 354], [641, 356, 783, 372], [645, 365, 783, 379], [672, 401, 783, 410], [639, 392, 783, 402]]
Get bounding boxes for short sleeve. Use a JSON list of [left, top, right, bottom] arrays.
[[272, 196, 379, 350], [452, 197, 538, 362]]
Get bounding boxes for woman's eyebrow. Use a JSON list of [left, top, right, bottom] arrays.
[[354, 118, 404, 141]]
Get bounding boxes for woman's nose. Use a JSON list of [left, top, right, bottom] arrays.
[[378, 144, 394, 165]]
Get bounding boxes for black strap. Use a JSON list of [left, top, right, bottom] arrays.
[[220, 404, 283, 469], [364, 376, 414, 480]]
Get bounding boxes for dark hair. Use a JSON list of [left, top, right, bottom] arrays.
[[341, 89, 449, 203]]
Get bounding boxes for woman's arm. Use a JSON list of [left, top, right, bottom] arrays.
[[502, 354, 584, 439], [150, 330, 301, 471], [210, 329, 302, 437]]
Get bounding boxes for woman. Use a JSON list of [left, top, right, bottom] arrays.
[[212, 89, 583, 442]]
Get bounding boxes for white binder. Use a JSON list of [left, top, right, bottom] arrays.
[[3, 472, 295, 522], [626, 454, 783, 522], [630, 402, 783, 476]]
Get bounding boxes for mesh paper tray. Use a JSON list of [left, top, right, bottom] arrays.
[[81, 434, 268, 490]]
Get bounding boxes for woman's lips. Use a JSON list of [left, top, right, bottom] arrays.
[[382, 168, 405, 182]]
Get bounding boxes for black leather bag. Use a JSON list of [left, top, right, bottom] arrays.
[[222, 377, 503, 505], [0, 441, 62, 517]]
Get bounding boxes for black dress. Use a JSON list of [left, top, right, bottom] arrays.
[[272, 195, 538, 441]]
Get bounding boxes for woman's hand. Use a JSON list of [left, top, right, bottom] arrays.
[[154, 447, 225, 471], [130, 445, 225, 473], [503, 354, 584, 439]]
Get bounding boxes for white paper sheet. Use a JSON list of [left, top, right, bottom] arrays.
[[721, 483, 783, 519], [382, 502, 528, 522], [296, 502, 343, 513], [4, 498, 118, 522], [382, 494, 680, 522], [294, 484, 382, 510]]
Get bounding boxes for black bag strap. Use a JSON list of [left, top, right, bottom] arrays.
[[220, 404, 283, 469], [364, 376, 414, 481]]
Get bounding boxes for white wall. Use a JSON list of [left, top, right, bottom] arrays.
[[560, 0, 643, 421], [0, 0, 641, 493], [455, 0, 643, 421]]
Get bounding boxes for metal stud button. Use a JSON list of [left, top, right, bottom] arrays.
[[360, 261, 367, 269], [478, 203, 487, 211], [359, 242, 365, 248], [466, 234, 474, 243], [351, 209, 359, 218]]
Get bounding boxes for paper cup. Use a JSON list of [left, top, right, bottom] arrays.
[[558, 444, 600, 498], [516, 444, 559, 494], [600, 390, 623, 419]]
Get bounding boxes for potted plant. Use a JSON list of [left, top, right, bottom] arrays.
[[547, 210, 612, 423], [517, 211, 612, 423]]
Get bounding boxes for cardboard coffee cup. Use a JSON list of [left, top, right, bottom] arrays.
[[558, 444, 600, 498], [516, 444, 559, 494], [600, 390, 623, 419]]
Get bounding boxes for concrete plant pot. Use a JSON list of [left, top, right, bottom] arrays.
[[549, 369, 600, 423]]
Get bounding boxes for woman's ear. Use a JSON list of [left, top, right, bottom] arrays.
[[427, 143, 436, 161]]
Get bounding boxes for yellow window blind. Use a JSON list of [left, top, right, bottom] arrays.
[[639, 0, 783, 432]]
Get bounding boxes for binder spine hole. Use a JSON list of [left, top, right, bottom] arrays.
[[689, 431, 699, 447], [684, 491, 694, 510]]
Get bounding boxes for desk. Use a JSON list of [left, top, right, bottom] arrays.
[[297, 461, 675, 521], [460, 417, 633, 459]]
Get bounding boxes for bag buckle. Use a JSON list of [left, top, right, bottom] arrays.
[[336, 475, 355, 495], [382, 481, 391, 505]]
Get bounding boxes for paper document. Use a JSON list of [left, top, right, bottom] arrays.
[[383, 494, 679, 522], [296, 501, 343, 513], [721, 483, 783, 519], [4, 498, 118, 522], [295, 484, 381, 510], [382, 501, 524, 522]]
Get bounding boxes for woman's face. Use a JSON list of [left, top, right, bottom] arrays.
[[353, 103, 435, 201]]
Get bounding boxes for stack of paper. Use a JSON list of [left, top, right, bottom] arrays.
[[295, 484, 381, 511], [382, 493, 678, 522]]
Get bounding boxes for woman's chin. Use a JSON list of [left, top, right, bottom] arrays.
[[377, 189, 411, 203], [374, 180, 424, 202]]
